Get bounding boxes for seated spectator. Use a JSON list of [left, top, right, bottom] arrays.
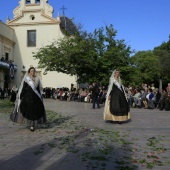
[[152, 88, 161, 108], [99, 90, 107, 104], [67, 91, 71, 101], [151, 84, 155, 90], [84, 92, 92, 103], [67, 91, 74, 101], [143, 88, 154, 109], [168, 83, 170, 95], [98, 88, 103, 104], [73, 90, 80, 101], [142, 83, 148, 91], [102, 85, 107, 91], [60, 91, 65, 100], [127, 88, 134, 107], [58, 88, 63, 100], [80, 88, 87, 102], [131, 89, 141, 107], [158, 86, 170, 111], [53, 89, 58, 100], [60, 91, 68, 100], [136, 88, 148, 108]]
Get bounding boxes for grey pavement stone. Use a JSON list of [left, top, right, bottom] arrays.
[[0, 99, 170, 170]]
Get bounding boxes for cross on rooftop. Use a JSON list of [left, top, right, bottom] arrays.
[[60, 5, 67, 16]]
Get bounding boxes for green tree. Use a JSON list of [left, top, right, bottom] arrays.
[[153, 37, 170, 82], [33, 24, 132, 85], [129, 51, 161, 85]]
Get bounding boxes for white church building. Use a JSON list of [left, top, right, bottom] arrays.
[[0, 0, 77, 90]]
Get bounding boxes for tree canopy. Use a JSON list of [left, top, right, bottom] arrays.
[[129, 51, 161, 86], [33, 24, 132, 85], [128, 37, 170, 87], [153, 37, 170, 81], [33, 22, 170, 88]]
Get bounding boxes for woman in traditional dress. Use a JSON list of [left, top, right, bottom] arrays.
[[103, 69, 130, 124], [10, 67, 47, 131]]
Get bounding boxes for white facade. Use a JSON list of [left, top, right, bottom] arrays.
[[0, 21, 15, 88], [3, 0, 77, 89]]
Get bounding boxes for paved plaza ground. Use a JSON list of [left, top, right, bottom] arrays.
[[0, 99, 170, 170]]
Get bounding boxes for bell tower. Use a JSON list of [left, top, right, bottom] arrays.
[[11, 0, 54, 20]]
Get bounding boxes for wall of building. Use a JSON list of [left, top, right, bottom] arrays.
[[2, 0, 78, 89], [0, 21, 14, 41], [11, 22, 77, 89], [0, 21, 15, 88]]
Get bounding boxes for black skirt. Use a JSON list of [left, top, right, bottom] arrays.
[[20, 85, 45, 120], [10, 82, 47, 124], [110, 84, 130, 116]]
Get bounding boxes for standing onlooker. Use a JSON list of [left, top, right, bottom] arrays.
[[0, 87, 5, 100], [10, 85, 18, 103], [90, 82, 100, 109]]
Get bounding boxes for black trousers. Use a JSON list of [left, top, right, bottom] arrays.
[[92, 96, 100, 108]]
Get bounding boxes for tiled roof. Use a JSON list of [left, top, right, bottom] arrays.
[[60, 16, 77, 35]]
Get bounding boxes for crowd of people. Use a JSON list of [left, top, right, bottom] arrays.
[[1, 81, 170, 112], [42, 85, 107, 105], [126, 83, 170, 111], [40, 83, 170, 112], [0, 67, 169, 131], [0, 87, 13, 100], [0, 85, 18, 102]]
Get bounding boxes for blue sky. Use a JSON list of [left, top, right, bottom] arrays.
[[0, 0, 170, 53]]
